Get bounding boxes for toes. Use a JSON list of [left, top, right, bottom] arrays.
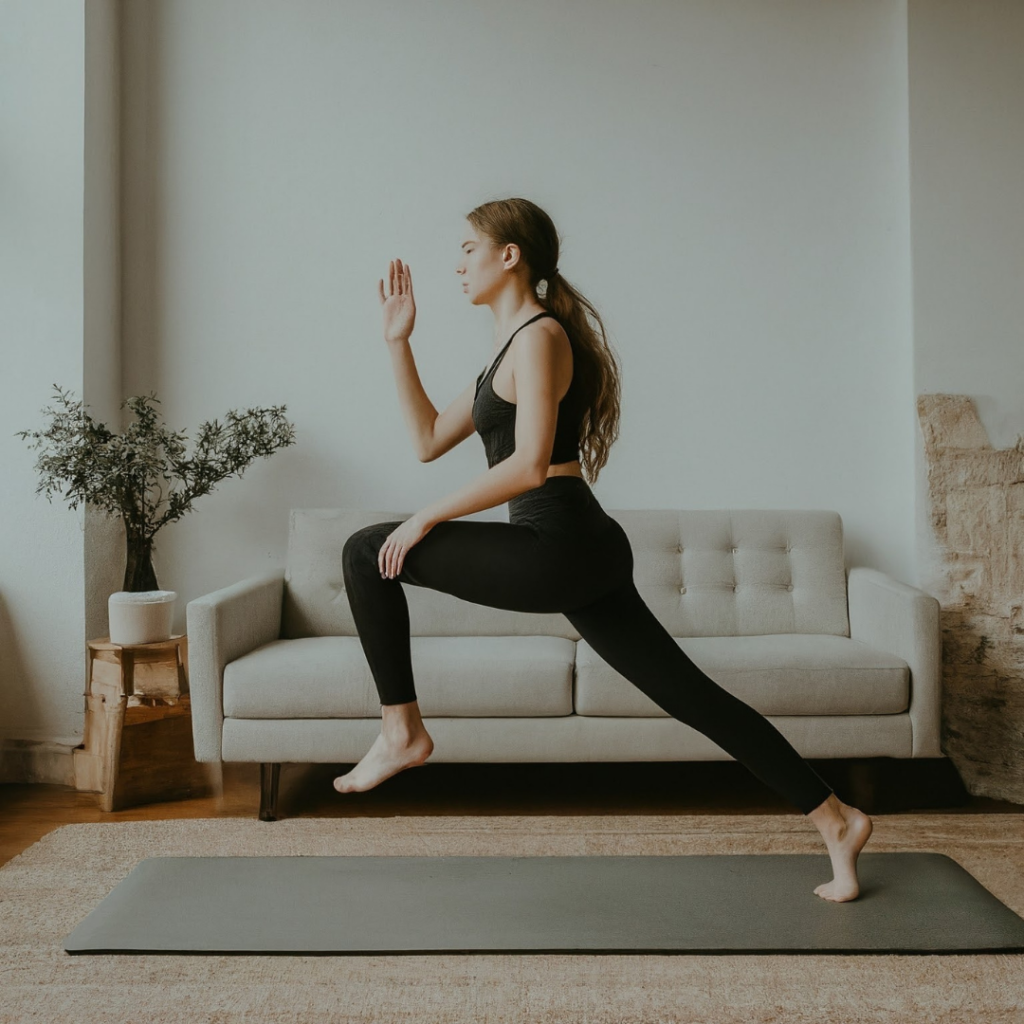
[[814, 883, 858, 902]]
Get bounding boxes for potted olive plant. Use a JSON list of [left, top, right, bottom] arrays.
[[16, 385, 296, 644]]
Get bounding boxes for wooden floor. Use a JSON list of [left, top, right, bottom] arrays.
[[2, 758, 1019, 869]]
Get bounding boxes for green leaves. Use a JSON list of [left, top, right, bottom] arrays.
[[15, 385, 297, 540]]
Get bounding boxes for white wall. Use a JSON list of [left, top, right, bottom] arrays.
[[1, 1, 88, 751], [121, 0, 915, 637], [4, 0, 923, 757], [83, 0, 125, 675], [908, 0, 1024, 594]]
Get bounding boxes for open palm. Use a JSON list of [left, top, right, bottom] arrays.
[[378, 258, 416, 343]]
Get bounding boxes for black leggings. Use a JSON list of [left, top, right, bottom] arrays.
[[341, 476, 834, 815]]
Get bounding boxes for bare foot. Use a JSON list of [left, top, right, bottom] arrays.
[[812, 796, 874, 902], [333, 728, 434, 794]]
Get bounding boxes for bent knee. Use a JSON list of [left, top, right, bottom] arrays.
[[342, 521, 401, 574]]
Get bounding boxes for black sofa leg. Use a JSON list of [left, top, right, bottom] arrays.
[[259, 762, 281, 821], [845, 758, 881, 814]]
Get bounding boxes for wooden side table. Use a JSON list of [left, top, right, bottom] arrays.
[[73, 634, 215, 812]]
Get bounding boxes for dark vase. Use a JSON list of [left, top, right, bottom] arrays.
[[123, 532, 159, 592]]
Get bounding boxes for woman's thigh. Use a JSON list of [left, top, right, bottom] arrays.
[[563, 577, 729, 725], [343, 517, 632, 615]]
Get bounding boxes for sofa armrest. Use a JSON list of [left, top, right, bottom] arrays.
[[847, 566, 942, 757], [185, 571, 285, 762]]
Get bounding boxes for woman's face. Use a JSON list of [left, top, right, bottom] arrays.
[[456, 223, 500, 303]]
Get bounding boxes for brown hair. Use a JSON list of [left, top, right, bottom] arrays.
[[465, 197, 622, 485]]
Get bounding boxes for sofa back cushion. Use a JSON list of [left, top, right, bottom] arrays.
[[281, 507, 848, 639], [613, 508, 848, 638]]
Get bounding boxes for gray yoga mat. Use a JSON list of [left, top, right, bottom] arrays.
[[63, 853, 1024, 955]]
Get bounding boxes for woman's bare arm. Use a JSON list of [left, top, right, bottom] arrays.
[[386, 338, 438, 462], [421, 378, 477, 462], [386, 340, 477, 462], [381, 259, 464, 462]]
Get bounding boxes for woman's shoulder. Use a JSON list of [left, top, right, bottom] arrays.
[[515, 311, 570, 350], [534, 310, 569, 340]]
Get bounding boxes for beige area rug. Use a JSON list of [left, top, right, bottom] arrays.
[[1, 813, 1023, 1024]]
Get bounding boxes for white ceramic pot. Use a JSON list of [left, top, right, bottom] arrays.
[[108, 590, 177, 645]]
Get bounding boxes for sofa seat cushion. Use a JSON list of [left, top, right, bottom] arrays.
[[574, 633, 909, 716], [223, 635, 576, 718]]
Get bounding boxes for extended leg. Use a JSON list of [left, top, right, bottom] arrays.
[[563, 578, 835, 816], [565, 578, 875, 901]]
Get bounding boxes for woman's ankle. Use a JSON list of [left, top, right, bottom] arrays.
[[381, 700, 425, 741], [808, 792, 846, 831]]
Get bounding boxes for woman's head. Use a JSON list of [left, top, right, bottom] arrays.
[[458, 198, 559, 297], [461, 197, 622, 485]]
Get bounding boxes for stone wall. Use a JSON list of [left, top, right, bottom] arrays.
[[918, 394, 1024, 803]]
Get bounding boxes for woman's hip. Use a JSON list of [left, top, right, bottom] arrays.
[[509, 475, 615, 536]]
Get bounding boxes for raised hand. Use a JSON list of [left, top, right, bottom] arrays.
[[378, 258, 416, 343]]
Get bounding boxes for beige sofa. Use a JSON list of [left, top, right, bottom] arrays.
[[185, 507, 943, 821]]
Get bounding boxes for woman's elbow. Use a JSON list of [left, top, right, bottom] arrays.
[[519, 456, 547, 488]]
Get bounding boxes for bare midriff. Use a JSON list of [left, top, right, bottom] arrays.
[[546, 460, 584, 480]]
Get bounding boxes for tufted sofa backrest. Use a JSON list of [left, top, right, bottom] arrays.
[[281, 507, 848, 640], [612, 508, 848, 638]]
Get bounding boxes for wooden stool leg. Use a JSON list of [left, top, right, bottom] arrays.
[[259, 762, 281, 821]]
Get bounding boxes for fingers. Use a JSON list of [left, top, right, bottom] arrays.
[[382, 259, 411, 299], [378, 540, 401, 579]]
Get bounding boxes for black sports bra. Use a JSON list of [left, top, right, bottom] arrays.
[[471, 311, 583, 470]]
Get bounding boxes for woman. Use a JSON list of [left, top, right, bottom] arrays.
[[338, 197, 873, 902]]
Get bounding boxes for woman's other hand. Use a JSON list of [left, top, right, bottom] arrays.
[[378, 258, 416, 343], [378, 512, 434, 579]]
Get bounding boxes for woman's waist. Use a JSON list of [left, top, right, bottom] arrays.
[[510, 473, 593, 502], [543, 461, 584, 482], [508, 476, 610, 531]]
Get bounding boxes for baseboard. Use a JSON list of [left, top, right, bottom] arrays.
[[0, 736, 78, 785]]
